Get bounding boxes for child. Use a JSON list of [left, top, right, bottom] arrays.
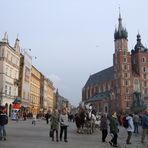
[[32, 115, 36, 126]]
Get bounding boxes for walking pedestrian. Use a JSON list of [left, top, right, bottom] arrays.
[[126, 113, 134, 144], [60, 108, 69, 142], [32, 115, 36, 126], [100, 113, 108, 142], [141, 110, 148, 143], [0, 106, 8, 141], [109, 112, 119, 147], [133, 113, 139, 134], [45, 111, 50, 124], [50, 108, 59, 142]]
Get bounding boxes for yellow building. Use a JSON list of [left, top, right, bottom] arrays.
[[43, 78, 55, 112], [30, 65, 41, 115]]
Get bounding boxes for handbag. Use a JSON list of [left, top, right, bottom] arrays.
[[49, 129, 53, 137]]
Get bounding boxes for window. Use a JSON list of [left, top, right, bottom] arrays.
[[142, 57, 146, 63], [144, 81, 147, 87], [10, 69, 12, 77], [124, 50, 126, 55], [126, 102, 129, 107], [5, 85, 7, 95], [143, 67, 147, 73], [124, 73, 128, 78], [125, 80, 128, 86], [144, 89, 147, 94], [6, 66, 8, 75], [143, 74, 146, 79], [14, 87, 16, 96], [126, 88, 129, 94], [124, 57, 127, 63], [105, 106, 108, 113], [9, 87, 11, 95]]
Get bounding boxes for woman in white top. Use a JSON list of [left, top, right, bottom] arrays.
[[126, 114, 134, 144]]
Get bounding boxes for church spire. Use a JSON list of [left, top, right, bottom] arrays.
[[114, 10, 128, 40], [118, 7, 123, 33], [14, 34, 20, 53]]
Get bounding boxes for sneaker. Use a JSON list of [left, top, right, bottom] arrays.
[[113, 145, 118, 147], [64, 139, 68, 142], [109, 141, 113, 146], [126, 142, 131, 144], [4, 138, 6, 141]]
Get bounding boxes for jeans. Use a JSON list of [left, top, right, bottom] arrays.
[[111, 132, 118, 145], [134, 122, 139, 133], [60, 126, 67, 141], [0, 125, 6, 139]]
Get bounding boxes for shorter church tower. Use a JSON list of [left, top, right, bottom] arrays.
[[131, 34, 148, 106]]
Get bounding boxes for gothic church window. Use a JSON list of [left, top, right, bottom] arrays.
[[144, 81, 147, 87], [142, 57, 146, 63], [143, 74, 146, 79], [143, 67, 146, 73], [123, 57, 127, 63]]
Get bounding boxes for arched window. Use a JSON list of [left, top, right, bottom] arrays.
[[142, 57, 146, 63]]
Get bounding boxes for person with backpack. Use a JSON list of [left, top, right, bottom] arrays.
[[126, 113, 134, 144], [141, 110, 148, 143], [0, 106, 8, 141], [100, 113, 108, 142]]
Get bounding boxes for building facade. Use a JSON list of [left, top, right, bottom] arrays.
[[18, 51, 32, 112], [0, 33, 20, 115], [43, 78, 55, 112], [30, 65, 41, 115], [82, 13, 148, 114]]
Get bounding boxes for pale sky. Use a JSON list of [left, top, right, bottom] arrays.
[[1, 0, 148, 106]]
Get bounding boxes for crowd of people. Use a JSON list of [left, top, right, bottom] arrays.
[[0, 104, 148, 147], [99, 110, 148, 147]]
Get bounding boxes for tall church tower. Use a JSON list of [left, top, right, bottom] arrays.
[[113, 12, 132, 112]]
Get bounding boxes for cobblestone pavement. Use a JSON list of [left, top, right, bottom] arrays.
[[0, 119, 147, 148]]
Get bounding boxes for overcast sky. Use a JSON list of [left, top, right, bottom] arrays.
[[1, 0, 148, 106]]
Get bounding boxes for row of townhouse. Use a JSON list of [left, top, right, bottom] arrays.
[[0, 32, 55, 116]]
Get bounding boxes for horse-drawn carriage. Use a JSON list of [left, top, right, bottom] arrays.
[[75, 103, 99, 134]]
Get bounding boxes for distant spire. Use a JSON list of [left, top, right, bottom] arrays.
[[56, 88, 59, 95], [118, 7, 123, 32], [14, 34, 20, 53], [2, 32, 8, 43]]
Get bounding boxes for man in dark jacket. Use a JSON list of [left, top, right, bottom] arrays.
[[0, 107, 8, 141], [141, 110, 148, 143]]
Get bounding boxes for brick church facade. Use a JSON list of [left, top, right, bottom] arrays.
[[82, 13, 148, 114]]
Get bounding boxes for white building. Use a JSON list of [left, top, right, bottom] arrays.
[[0, 32, 20, 115]]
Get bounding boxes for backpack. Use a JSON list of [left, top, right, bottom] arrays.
[[123, 116, 128, 128]]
